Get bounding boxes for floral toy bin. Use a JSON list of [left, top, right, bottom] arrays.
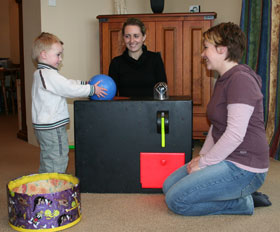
[[7, 173, 81, 231]]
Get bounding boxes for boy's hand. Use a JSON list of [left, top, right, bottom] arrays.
[[93, 80, 108, 98]]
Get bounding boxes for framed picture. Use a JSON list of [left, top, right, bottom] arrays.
[[189, 5, 200, 13]]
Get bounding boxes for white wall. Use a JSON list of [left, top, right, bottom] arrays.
[[23, 0, 41, 146], [23, 0, 242, 145]]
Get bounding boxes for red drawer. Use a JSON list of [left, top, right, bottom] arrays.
[[140, 152, 185, 188]]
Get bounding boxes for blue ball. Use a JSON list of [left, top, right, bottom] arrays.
[[88, 74, 117, 100]]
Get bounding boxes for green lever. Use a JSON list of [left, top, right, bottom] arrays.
[[157, 111, 169, 147], [69, 145, 75, 149], [161, 115, 165, 147]]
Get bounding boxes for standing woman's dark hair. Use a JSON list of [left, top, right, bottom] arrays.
[[122, 18, 146, 36]]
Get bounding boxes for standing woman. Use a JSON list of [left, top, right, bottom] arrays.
[[163, 22, 271, 216], [109, 18, 167, 97]]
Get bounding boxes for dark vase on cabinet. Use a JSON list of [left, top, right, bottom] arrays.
[[150, 0, 164, 13]]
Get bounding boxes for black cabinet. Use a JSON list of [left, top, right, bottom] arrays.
[[74, 98, 192, 193]]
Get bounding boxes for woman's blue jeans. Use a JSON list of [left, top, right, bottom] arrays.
[[163, 161, 267, 216]]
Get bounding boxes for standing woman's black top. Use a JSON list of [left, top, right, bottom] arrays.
[[108, 45, 167, 97]]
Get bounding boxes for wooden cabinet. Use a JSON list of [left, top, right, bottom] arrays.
[[97, 13, 216, 139]]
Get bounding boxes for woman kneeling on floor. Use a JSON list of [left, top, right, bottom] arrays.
[[163, 22, 271, 216]]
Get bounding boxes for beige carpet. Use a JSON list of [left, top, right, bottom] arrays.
[[1, 114, 280, 232]]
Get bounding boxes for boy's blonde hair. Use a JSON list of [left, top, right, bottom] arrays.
[[32, 32, 63, 62]]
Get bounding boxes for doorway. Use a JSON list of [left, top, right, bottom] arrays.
[[0, 0, 27, 140]]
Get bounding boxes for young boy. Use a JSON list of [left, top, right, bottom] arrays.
[[31, 32, 107, 173]]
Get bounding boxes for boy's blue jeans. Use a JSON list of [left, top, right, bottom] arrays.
[[163, 161, 267, 216], [35, 125, 69, 173]]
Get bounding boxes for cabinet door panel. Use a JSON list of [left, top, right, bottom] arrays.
[[143, 21, 156, 52], [183, 21, 211, 113], [100, 22, 124, 74], [155, 21, 183, 96], [183, 21, 212, 137]]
